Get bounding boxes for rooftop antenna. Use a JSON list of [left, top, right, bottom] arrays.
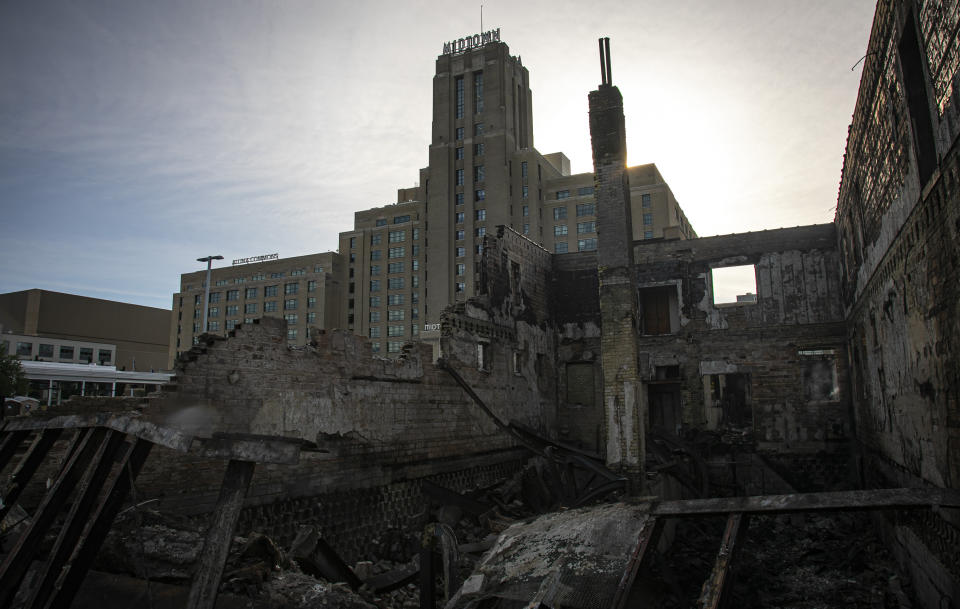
[[598, 37, 612, 85], [480, 5, 483, 33]]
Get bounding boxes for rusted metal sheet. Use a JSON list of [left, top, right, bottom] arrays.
[[650, 488, 960, 517], [186, 459, 256, 609], [696, 512, 749, 609]]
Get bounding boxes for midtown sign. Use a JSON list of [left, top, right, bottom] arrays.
[[442, 28, 500, 55]]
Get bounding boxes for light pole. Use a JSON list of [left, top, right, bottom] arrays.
[[197, 255, 224, 334]]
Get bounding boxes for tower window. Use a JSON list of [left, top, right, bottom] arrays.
[[455, 76, 464, 119], [474, 71, 484, 113]]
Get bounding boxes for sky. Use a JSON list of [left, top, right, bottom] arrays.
[[0, 0, 877, 310]]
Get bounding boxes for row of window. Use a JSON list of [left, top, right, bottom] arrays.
[[196, 311, 318, 333], [349, 229, 421, 249], [369, 341, 407, 354], [369, 293, 419, 307], [194, 281, 318, 305], [553, 186, 594, 200], [369, 261, 419, 275], [553, 222, 596, 236], [370, 245, 419, 260], [552, 203, 596, 220], [554, 239, 597, 253], [369, 307, 419, 322], [369, 324, 420, 339], [370, 277, 419, 291], [201, 297, 318, 317], [373, 214, 412, 227], [14, 342, 112, 364]]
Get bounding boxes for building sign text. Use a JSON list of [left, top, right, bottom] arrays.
[[443, 29, 500, 55], [232, 253, 279, 266]]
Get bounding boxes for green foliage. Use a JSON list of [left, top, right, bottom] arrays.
[[0, 348, 28, 399]]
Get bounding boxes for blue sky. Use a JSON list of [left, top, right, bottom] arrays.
[[1, 0, 877, 309]]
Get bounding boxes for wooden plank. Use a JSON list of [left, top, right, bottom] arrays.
[[0, 427, 104, 607], [0, 428, 62, 522], [0, 429, 30, 471], [650, 487, 960, 517], [44, 437, 154, 609], [611, 516, 663, 609], [697, 513, 749, 609], [24, 429, 127, 609], [2, 414, 192, 452], [185, 460, 256, 609]]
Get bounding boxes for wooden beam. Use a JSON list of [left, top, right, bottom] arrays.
[[696, 513, 749, 609], [611, 516, 663, 609], [185, 459, 256, 609], [650, 488, 960, 517], [0, 428, 62, 522]]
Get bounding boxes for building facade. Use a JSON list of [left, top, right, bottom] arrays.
[[0, 289, 170, 372], [168, 252, 343, 366]]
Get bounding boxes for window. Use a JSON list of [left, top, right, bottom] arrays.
[[576, 202, 596, 216], [644, 230, 654, 239], [287, 328, 297, 341], [389, 230, 405, 243], [39, 344, 54, 358], [307, 297, 316, 308], [388, 309, 405, 321], [456, 212, 465, 223], [641, 193, 651, 207], [369, 326, 381, 338], [643, 213, 653, 225], [350, 237, 357, 248], [455, 229, 465, 240], [556, 190, 570, 199], [413, 228, 420, 240], [474, 122, 484, 136], [555, 242, 568, 253], [711, 265, 758, 305], [226, 319, 238, 330], [388, 294, 405, 305], [370, 265, 381, 276], [16, 342, 32, 356], [388, 341, 403, 353], [235, 277, 245, 284], [477, 343, 488, 371], [475, 189, 485, 201], [639, 286, 678, 335], [388, 325, 404, 337], [314, 265, 324, 273], [369, 296, 380, 307], [371, 342, 381, 353], [285, 282, 298, 294], [411, 323, 419, 335], [60, 346, 74, 360], [388, 247, 405, 259], [455, 147, 464, 160], [244, 318, 255, 324], [270, 272, 284, 279], [307, 312, 316, 323], [455, 193, 464, 206], [375, 218, 387, 227], [245, 303, 258, 314], [476, 209, 486, 221], [474, 71, 484, 113], [412, 276, 419, 288], [474, 142, 484, 156], [578, 238, 597, 251], [456, 263, 466, 276], [98, 349, 112, 365], [577, 221, 596, 234], [226, 305, 239, 316], [553, 207, 567, 220], [388, 277, 405, 290], [476, 227, 486, 237], [370, 280, 381, 292], [455, 75, 464, 118], [393, 215, 410, 224], [371, 234, 382, 246], [578, 186, 594, 196], [208, 292, 221, 303], [264, 285, 279, 297], [411, 292, 420, 304], [307, 280, 317, 292], [264, 301, 278, 312], [370, 250, 382, 261], [285, 313, 298, 325], [456, 247, 466, 257], [456, 127, 464, 140], [227, 290, 239, 301], [522, 205, 529, 216], [523, 224, 530, 234], [522, 185, 529, 198], [194, 294, 203, 306], [284, 299, 297, 310], [207, 321, 220, 331], [521, 161, 528, 177], [474, 165, 485, 182], [208, 306, 219, 317], [388, 262, 404, 274], [290, 269, 305, 276], [455, 169, 464, 186], [456, 282, 466, 292], [554, 225, 568, 236], [251, 272, 265, 281]]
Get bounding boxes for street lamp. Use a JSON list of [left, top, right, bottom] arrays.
[[197, 255, 224, 334]]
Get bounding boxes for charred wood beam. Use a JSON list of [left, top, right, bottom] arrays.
[[0, 427, 105, 607], [612, 516, 663, 609], [44, 437, 153, 609], [186, 459, 256, 609], [24, 429, 127, 609], [696, 513, 749, 609], [0, 429, 30, 471], [2, 413, 192, 451], [0, 428, 62, 522], [650, 488, 960, 517]]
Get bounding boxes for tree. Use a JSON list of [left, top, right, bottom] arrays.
[[0, 346, 28, 408]]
